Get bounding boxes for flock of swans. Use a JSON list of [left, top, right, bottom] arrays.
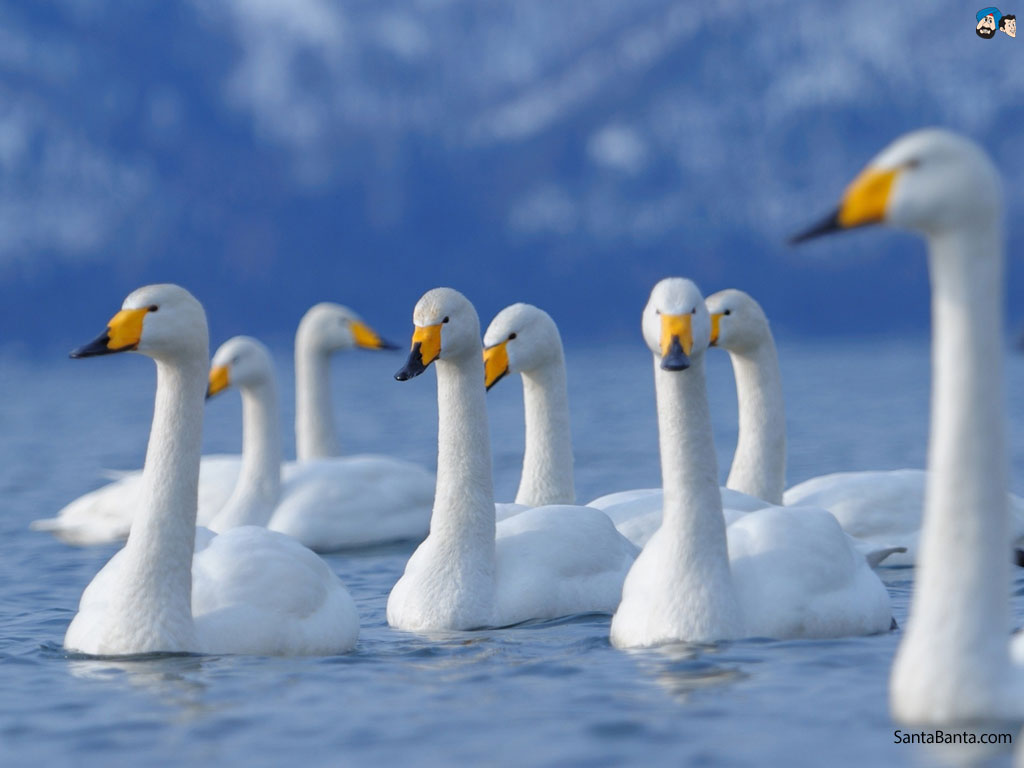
[[35, 128, 1024, 728]]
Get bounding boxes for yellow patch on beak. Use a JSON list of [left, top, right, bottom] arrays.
[[350, 320, 388, 350], [838, 167, 899, 229], [411, 323, 442, 366], [207, 365, 230, 399], [709, 314, 722, 345], [660, 313, 693, 357], [106, 307, 151, 352], [483, 341, 510, 390]]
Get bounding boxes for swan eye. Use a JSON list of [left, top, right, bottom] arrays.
[[508, 333, 517, 340], [724, 309, 731, 316], [905, 158, 921, 170], [690, 307, 696, 314], [148, 305, 159, 312], [442, 316, 450, 324]]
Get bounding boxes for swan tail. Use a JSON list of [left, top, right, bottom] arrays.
[[864, 545, 908, 568]]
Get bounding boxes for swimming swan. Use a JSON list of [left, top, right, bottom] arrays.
[[483, 303, 574, 514], [609, 278, 892, 649], [386, 288, 638, 632], [35, 302, 396, 545], [205, 335, 434, 550], [63, 285, 358, 656], [792, 129, 1024, 724]]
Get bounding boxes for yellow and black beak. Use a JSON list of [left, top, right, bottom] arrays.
[[206, 365, 230, 400], [395, 323, 442, 381], [351, 320, 399, 351], [709, 313, 722, 346], [660, 313, 693, 371], [70, 307, 152, 358], [483, 341, 510, 391], [790, 166, 900, 243]]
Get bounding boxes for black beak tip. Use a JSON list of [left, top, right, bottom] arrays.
[[789, 209, 842, 245], [69, 333, 114, 359], [484, 369, 508, 392], [378, 339, 401, 351], [661, 337, 691, 371]]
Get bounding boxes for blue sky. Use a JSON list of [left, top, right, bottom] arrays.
[[0, 0, 1020, 353]]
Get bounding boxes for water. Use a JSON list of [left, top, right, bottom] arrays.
[[1, 338, 1023, 767]]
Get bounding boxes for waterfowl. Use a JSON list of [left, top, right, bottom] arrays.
[[205, 336, 434, 550], [792, 128, 1024, 724], [64, 285, 358, 656], [609, 278, 892, 649], [386, 288, 637, 632], [35, 302, 398, 545]]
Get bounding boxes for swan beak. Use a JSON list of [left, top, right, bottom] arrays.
[[790, 166, 899, 243], [660, 314, 692, 371], [351, 320, 398, 351], [483, 341, 510, 391], [395, 323, 442, 381], [207, 365, 230, 400], [709, 314, 722, 346], [70, 307, 151, 358]]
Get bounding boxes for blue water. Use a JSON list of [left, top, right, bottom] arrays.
[[2, 339, 1023, 767]]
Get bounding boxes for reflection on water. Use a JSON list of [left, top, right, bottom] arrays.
[[632, 642, 748, 702]]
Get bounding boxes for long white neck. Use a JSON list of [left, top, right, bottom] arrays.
[[655, 355, 744, 639], [429, 352, 497, 582], [891, 223, 1012, 720], [209, 377, 282, 531], [725, 337, 786, 505], [295, 329, 339, 461], [516, 357, 575, 506], [116, 354, 207, 650]]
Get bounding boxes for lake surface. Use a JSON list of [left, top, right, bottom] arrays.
[[1, 338, 1023, 767]]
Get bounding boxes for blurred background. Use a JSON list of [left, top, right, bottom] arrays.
[[0, 0, 1020, 353]]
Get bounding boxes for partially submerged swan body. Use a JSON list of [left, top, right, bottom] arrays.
[[386, 288, 637, 633], [609, 279, 892, 649], [205, 336, 433, 551], [36, 302, 404, 546], [64, 285, 358, 656], [792, 129, 1024, 723]]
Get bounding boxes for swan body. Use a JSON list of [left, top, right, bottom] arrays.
[[64, 285, 358, 656], [609, 279, 892, 649], [37, 302, 401, 546], [792, 129, 1023, 723], [387, 288, 637, 632], [205, 336, 434, 551]]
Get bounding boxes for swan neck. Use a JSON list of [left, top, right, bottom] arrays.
[[431, 353, 497, 559], [295, 332, 339, 461], [893, 223, 1011, 715], [120, 354, 207, 640], [210, 377, 282, 530], [725, 337, 786, 504], [516, 356, 575, 506]]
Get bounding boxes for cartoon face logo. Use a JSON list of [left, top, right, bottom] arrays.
[[977, 7, 1000, 37], [1001, 13, 1017, 35]]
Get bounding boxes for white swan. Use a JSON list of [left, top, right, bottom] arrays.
[[386, 288, 638, 632], [609, 278, 892, 649], [792, 129, 1024, 724], [205, 335, 434, 550], [35, 302, 397, 545], [64, 285, 358, 656], [483, 303, 574, 518]]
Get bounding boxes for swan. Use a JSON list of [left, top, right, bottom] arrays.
[[205, 335, 434, 550], [386, 288, 638, 632], [791, 129, 1023, 724], [609, 278, 893, 649], [482, 303, 574, 517], [64, 285, 358, 656], [34, 302, 397, 545]]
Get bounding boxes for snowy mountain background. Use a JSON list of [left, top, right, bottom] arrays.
[[0, 0, 1020, 351]]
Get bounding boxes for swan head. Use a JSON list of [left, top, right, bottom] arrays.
[[791, 129, 1001, 242], [706, 289, 771, 355], [207, 336, 274, 400], [395, 287, 481, 381], [482, 303, 562, 390], [297, 302, 397, 353], [70, 284, 208, 362], [643, 278, 710, 371]]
